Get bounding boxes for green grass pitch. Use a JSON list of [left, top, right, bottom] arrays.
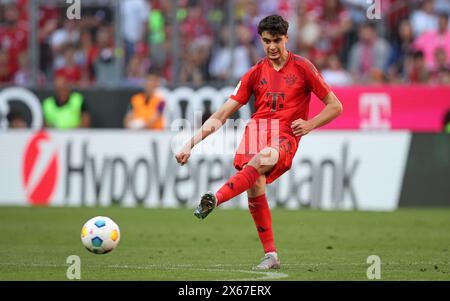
[[0, 206, 449, 280]]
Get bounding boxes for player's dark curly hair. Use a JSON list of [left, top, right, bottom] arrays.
[[257, 15, 289, 36]]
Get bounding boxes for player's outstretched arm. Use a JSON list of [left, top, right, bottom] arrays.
[[175, 98, 243, 165], [291, 92, 343, 136]]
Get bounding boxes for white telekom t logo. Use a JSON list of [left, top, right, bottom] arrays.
[[359, 93, 391, 130]]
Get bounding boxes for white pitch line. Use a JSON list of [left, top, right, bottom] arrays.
[[1, 261, 448, 267], [214, 270, 288, 281], [104, 264, 289, 281], [0, 262, 289, 281], [1, 261, 447, 281]]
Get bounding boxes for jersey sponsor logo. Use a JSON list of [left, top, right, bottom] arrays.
[[22, 131, 59, 205], [265, 92, 286, 112]]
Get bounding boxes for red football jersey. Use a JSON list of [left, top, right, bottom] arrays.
[[230, 51, 331, 141]]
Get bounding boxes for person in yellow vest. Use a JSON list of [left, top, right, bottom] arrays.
[[43, 75, 91, 129], [123, 71, 166, 130]]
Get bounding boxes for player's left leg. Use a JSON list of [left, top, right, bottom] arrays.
[[247, 176, 280, 270], [194, 147, 279, 220]]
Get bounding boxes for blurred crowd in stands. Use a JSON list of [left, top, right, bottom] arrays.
[[1, 0, 450, 87]]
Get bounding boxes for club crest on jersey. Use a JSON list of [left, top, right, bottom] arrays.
[[284, 74, 297, 86]]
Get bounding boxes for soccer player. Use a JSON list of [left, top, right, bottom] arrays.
[[175, 15, 343, 269]]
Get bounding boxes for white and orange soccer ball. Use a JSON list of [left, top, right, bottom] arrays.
[[81, 216, 120, 254]]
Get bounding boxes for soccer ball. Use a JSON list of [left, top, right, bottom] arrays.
[[81, 216, 120, 254]]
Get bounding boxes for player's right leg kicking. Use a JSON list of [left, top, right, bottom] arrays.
[[193, 147, 280, 269], [194, 147, 278, 219]]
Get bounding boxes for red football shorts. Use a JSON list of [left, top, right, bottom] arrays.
[[233, 129, 299, 184]]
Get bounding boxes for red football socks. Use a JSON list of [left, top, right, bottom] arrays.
[[248, 194, 276, 254], [215, 165, 260, 206]]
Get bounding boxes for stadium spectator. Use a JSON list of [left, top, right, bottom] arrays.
[[203, 0, 227, 32], [0, 3, 28, 82], [322, 54, 353, 85], [42, 75, 91, 129], [6, 110, 27, 128], [410, 0, 438, 37], [312, 0, 352, 59], [174, 1, 214, 85], [0, 48, 13, 84], [54, 46, 83, 85], [434, 0, 450, 15], [432, 47, 450, 77], [13, 51, 46, 86], [434, 67, 450, 85], [179, 37, 211, 86], [404, 50, 431, 83], [383, 0, 412, 36], [236, 21, 260, 64], [121, 0, 150, 65], [237, 0, 265, 40], [37, 5, 59, 77], [147, 1, 167, 71], [49, 19, 80, 70], [413, 13, 450, 70], [124, 42, 151, 86], [348, 22, 390, 84], [386, 19, 415, 83], [256, 0, 281, 17], [77, 29, 98, 84], [180, 2, 213, 47], [123, 70, 165, 130], [209, 24, 258, 82], [341, 0, 369, 26], [94, 25, 120, 86], [290, 1, 320, 57]]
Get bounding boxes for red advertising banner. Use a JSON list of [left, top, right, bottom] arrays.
[[309, 86, 450, 132]]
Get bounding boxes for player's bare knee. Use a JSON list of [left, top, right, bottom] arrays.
[[247, 155, 262, 170], [248, 148, 278, 171], [260, 147, 279, 166]]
